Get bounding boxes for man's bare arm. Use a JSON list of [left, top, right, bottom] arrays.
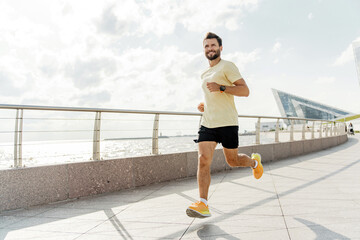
[[206, 78, 250, 97]]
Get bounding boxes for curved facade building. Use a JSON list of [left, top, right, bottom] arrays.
[[272, 88, 352, 125]]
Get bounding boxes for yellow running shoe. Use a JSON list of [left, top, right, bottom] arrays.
[[252, 153, 263, 179], [186, 201, 211, 218]]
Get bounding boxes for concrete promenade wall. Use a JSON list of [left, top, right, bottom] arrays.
[[0, 134, 348, 212]]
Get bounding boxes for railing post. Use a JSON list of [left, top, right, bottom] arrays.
[[339, 123, 341, 135], [290, 119, 294, 141], [13, 109, 24, 168], [302, 121, 306, 140], [311, 121, 315, 139], [18, 110, 23, 167], [340, 123, 343, 135], [319, 121, 323, 138], [152, 114, 159, 154], [325, 123, 329, 137], [92, 112, 101, 161], [14, 110, 19, 167], [330, 122, 333, 136], [275, 118, 279, 143], [334, 123, 337, 136], [256, 118, 261, 144]]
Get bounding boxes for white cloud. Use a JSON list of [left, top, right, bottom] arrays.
[[0, 0, 262, 110], [334, 37, 360, 66], [96, 0, 259, 36], [271, 41, 285, 64], [2, 0, 357, 117], [333, 45, 354, 66], [107, 46, 205, 110], [308, 13, 313, 20], [272, 42, 281, 53], [223, 49, 261, 70], [314, 76, 336, 84], [0, 0, 261, 107], [96, 1, 143, 36], [64, 57, 117, 89]]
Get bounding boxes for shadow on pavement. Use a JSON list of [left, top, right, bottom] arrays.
[[0, 136, 358, 239], [196, 224, 240, 240], [294, 218, 351, 240]]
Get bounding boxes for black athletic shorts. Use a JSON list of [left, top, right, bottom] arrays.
[[194, 125, 239, 149]]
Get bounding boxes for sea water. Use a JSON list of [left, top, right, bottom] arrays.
[[0, 132, 311, 169]]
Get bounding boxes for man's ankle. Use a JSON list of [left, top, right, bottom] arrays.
[[200, 198, 208, 206], [252, 159, 258, 169]]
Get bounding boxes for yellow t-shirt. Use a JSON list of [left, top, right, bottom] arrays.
[[201, 59, 242, 128]]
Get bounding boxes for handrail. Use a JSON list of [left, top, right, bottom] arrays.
[[0, 104, 201, 116], [0, 104, 339, 122], [0, 103, 346, 168]]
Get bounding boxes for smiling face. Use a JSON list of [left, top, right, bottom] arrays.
[[203, 38, 222, 61]]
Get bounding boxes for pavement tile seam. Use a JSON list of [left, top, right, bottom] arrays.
[[0, 216, 28, 229], [69, 210, 137, 237], [5, 217, 105, 229], [0, 206, 55, 218], [268, 166, 292, 240], [107, 219, 192, 225], [286, 218, 360, 227], [2, 227, 84, 234], [71, 181, 178, 237], [1, 136, 359, 239], [179, 172, 230, 239], [286, 219, 360, 231], [179, 170, 287, 239], [193, 228, 289, 239], [1, 230, 83, 240], [182, 226, 290, 238], [76, 234, 174, 240]]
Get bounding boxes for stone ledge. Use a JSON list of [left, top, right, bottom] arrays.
[[0, 135, 348, 212]]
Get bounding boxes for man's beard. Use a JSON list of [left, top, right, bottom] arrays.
[[205, 49, 221, 60]]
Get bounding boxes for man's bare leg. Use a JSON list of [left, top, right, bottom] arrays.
[[198, 141, 217, 200], [223, 148, 263, 179], [186, 141, 217, 218], [223, 148, 255, 168]]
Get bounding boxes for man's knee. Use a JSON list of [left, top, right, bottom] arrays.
[[198, 154, 212, 169]]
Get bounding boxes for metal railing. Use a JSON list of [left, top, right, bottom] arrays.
[[0, 104, 346, 168]]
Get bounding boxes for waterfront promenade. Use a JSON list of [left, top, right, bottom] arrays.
[[0, 135, 359, 239]]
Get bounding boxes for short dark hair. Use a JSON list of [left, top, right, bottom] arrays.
[[203, 32, 222, 46]]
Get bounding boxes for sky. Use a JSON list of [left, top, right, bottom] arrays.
[[1, 0, 360, 118]]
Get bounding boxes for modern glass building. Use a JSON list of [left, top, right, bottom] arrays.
[[353, 41, 360, 85], [272, 89, 352, 125]]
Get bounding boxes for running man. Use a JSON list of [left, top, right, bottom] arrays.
[[186, 32, 264, 218]]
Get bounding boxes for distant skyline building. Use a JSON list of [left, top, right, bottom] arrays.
[[272, 89, 352, 125], [259, 121, 284, 132], [353, 41, 360, 86]]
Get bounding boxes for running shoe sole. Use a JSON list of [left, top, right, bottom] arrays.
[[186, 208, 211, 218]]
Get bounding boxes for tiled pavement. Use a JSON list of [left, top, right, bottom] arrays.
[[1, 135, 359, 239]]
